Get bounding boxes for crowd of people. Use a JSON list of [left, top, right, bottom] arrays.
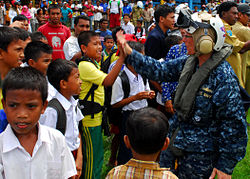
[[0, 0, 249, 179]]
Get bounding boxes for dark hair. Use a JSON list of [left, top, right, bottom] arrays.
[[24, 41, 52, 63], [154, 4, 174, 23], [123, 13, 130, 18], [48, 4, 61, 13], [0, 26, 20, 51], [30, 31, 47, 42], [104, 35, 113, 42], [13, 14, 28, 22], [144, 4, 148, 8], [217, 1, 238, 18], [112, 26, 124, 43], [74, 15, 90, 25], [165, 35, 182, 47], [13, 27, 30, 41], [78, 31, 99, 47], [47, 59, 78, 92], [99, 18, 108, 24], [37, 8, 43, 14], [127, 41, 144, 52], [126, 107, 169, 154], [2, 67, 48, 103]]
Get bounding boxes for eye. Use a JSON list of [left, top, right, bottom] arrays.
[[8, 103, 17, 108], [27, 104, 37, 108]]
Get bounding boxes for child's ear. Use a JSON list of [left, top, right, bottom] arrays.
[[41, 100, 48, 114], [161, 137, 170, 151], [28, 59, 36, 67], [1, 98, 6, 109], [0, 49, 4, 60], [80, 44, 87, 54], [124, 135, 131, 149], [60, 79, 67, 90]]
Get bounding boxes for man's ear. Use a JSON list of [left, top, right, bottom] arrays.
[[124, 135, 131, 149], [161, 137, 170, 151], [80, 44, 87, 54], [0, 49, 5, 60], [159, 16, 164, 23]]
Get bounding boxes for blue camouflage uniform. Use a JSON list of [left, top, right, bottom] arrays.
[[126, 48, 248, 178]]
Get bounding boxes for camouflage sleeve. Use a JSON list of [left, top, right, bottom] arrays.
[[126, 50, 188, 82], [212, 68, 248, 174]]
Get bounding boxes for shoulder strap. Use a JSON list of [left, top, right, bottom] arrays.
[[120, 70, 130, 99], [101, 49, 118, 73], [48, 98, 66, 135]]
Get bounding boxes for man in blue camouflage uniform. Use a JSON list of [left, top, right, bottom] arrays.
[[116, 9, 248, 179]]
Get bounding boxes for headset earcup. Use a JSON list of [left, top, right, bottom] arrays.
[[196, 36, 214, 54]]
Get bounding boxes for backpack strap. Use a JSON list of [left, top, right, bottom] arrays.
[[48, 98, 66, 135], [101, 49, 118, 73], [120, 70, 130, 99]]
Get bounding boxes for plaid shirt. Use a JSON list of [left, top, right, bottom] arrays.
[[106, 158, 178, 179]]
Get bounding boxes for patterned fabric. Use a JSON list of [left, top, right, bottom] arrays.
[[106, 158, 178, 179], [161, 43, 188, 103], [126, 48, 248, 175]]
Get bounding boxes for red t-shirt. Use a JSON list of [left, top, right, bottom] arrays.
[[38, 22, 71, 60]]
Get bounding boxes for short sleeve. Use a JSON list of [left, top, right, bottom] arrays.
[[111, 77, 124, 105], [39, 107, 58, 129]]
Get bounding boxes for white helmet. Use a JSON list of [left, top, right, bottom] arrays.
[[176, 9, 225, 53], [137, 1, 143, 9]]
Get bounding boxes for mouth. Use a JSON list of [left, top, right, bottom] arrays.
[[16, 122, 30, 129]]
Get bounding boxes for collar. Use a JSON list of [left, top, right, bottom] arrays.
[[2, 123, 51, 153], [54, 91, 78, 111], [47, 21, 63, 28], [155, 24, 167, 36], [221, 19, 232, 30], [126, 158, 161, 170]]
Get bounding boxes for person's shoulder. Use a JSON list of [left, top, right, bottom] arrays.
[[39, 124, 65, 143], [38, 22, 48, 31], [106, 165, 127, 178]]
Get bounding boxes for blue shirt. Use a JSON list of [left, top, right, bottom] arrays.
[[61, 7, 73, 24], [95, 29, 112, 49], [100, 2, 108, 12], [126, 49, 248, 175], [145, 24, 169, 60], [123, 5, 132, 15]]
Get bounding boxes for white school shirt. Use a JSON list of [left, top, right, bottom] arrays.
[[39, 92, 84, 151], [63, 36, 81, 61], [0, 124, 76, 179], [107, 0, 123, 14], [122, 22, 135, 35], [93, 6, 103, 21], [111, 66, 150, 111]]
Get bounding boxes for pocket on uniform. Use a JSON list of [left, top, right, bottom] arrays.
[[47, 161, 62, 179]]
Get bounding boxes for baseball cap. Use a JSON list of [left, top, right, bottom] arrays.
[[237, 4, 250, 15]]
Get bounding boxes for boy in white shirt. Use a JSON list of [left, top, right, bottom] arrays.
[[0, 67, 76, 179], [39, 59, 83, 178], [121, 13, 134, 34], [111, 41, 155, 165]]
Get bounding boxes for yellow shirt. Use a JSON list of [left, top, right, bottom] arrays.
[[79, 61, 107, 127], [232, 21, 250, 85], [0, 88, 3, 110], [222, 20, 245, 87]]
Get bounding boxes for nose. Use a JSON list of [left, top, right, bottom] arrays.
[[17, 108, 28, 119]]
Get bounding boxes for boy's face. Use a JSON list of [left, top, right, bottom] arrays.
[[100, 20, 108, 30], [0, 40, 24, 69], [137, 21, 142, 27], [104, 39, 114, 50], [64, 68, 82, 96], [123, 16, 130, 24], [28, 53, 52, 75], [81, 36, 102, 61], [2, 89, 47, 137]]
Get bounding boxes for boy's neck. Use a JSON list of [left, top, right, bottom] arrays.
[[132, 150, 159, 162], [60, 90, 72, 101], [0, 65, 11, 80], [105, 48, 112, 54], [127, 64, 137, 76]]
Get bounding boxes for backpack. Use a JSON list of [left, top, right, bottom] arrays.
[[101, 48, 118, 74]]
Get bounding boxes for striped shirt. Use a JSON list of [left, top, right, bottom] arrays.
[[106, 158, 178, 179]]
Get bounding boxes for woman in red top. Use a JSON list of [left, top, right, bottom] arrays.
[[84, 0, 94, 30]]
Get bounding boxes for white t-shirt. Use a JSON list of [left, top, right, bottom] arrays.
[[0, 124, 77, 179], [40, 92, 84, 151], [93, 6, 103, 21], [122, 22, 135, 34], [111, 66, 150, 111], [63, 36, 81, 61], [107, 0, 123, 14]]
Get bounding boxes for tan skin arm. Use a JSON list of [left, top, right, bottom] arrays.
[[239, 40, 250, 54], [75, 133, 83, 179], [70, 51, 82, 62]]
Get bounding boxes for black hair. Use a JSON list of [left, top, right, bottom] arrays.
[[144, 4, 148, 8], [30, 31, 47, 42], [127, 41, 144, 53], [13, 27, 30, 41], [37, 8, 43, 14], [47, 59, 78, 92], [154, 4, 175, 23], [74, 15, 90, 25], [48, 4, 61, 13], [165, 35, 182, 47], [137, 19, 142, 23], [78, 31, 99, 47], [217, 1, 238, 18], [24, 41, 52, 63], [126, 107, 169, 154], [2, 67, 48, 103], [13, 14, 28, 22], [99, 18, 108, 24], [123, 13, 130, 18], [104, 35, 113, 42], [112, 26, 124, 43], [0, 26, 20, 51]]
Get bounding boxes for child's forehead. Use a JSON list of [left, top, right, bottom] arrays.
[[89, 35, 101, 43], [5, 89, 43, 100]]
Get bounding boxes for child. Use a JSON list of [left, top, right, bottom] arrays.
[[30, 31, 48, 44], [0, 67, 76, 178], [111, 41, 155, 165], [134, 19, 146, 42], [121, 13, 135, 34], [102, 35, 114, 62], [106, 107, 178, 179], [39, 59, 83, 178], [77, 31, 125, 179]]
